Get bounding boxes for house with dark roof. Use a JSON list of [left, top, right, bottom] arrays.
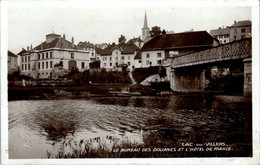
[[229, 20, 251, 42], [210, 27, 230, 44], [8, 50, 18, 74], [140, 31, 218, 68], [19, 33, 90, 79], [78, 41, 97, 61], [98, 43, 140, 71], [126, 37, 144, 48]]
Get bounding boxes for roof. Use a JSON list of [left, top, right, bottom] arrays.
[[8, 50, 17, 57], [141, 31, 214, 51], [210, 28, 230, 36], [96, 43, 108, 49], [99, 43, 139, 56], [78, 41, 95, 49], [34, 37, 82, 51], [134, 51, 141, 59], [17, 48, 27, 55], [230, 20, 251, 28], [126, 37, 143, 44]]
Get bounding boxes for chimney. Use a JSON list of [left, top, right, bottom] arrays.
[[71, 37, 74, 46], [27, 46, 29, 51], [234, 20, 236, 24], [63, 34, 66, 39], [30, 44, 32, 50]]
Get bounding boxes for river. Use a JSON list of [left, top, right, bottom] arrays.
[[8, 94, 252, 158]]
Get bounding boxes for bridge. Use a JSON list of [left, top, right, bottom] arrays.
[[170, 38, 252, 97]]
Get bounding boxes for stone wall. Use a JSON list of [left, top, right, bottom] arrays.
[[243, 58, 252, 97]]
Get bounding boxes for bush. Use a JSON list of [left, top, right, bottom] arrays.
[[132, 66, 166, 83]]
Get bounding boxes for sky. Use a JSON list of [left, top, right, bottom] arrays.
[[6, 1, 251, 54]]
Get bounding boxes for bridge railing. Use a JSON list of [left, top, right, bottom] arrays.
[[172, 38, 251, 68]]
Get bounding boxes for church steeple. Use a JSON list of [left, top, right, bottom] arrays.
[[142, 12, 150, 41], [143, 12, 148, 29]]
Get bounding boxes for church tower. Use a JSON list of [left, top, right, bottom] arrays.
[[142, 12, 150, 41]]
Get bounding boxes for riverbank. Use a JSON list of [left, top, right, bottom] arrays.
[[8, 83, 170, 101]]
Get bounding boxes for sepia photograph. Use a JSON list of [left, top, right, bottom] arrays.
[[1, 0, 260, 164]]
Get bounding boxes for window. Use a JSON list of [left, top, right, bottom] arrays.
[[22, 57, 24, 62], [42, 53, 44, 59], [92, 53, 94, 57], [122, 56, 125, 60], [50, 61, 52, 68], [28, 63, 30, 70], [224, 40, 226, 44], [128, 56, 130, 60], [71, 53, 74, 59], [157, 53, 162, 57], [25, 56, 27, 62], [28, 56, 30, 61], [241, 28, 245, 33], [50, 52, 53, 58], [60, 61, 63, 66], [128, 62, 130, 65], [104, 63, 107, 67], [103, 57, 107, 61], [110, 57, 112, 61], [46, 61, 48, 69], [42, 62, 44, 69], [138, 60, 141, 63], [157, 60, 161, 65], [241, 34, 246, 39], [38, 54, 40, 59], [146, 60, 150, 65], [81, 62, 85, 69], [234, 29, 237, 34], [22, 64, 24, 70], [234, 35, 237, 40], [146, 53, 150, 58], [115, 57, 118, 61], [38, 62, 40, 69], [46, 52, 48, 59], [116, 50, 118, 55], [25, 64, 27, 70], [110, 63, 112, 66], [116, 62, 118, 66]]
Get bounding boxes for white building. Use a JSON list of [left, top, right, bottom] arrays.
[[78, 41, 97, 62], [99, 43, 140, 71], [19, 33, 90, 79], [140, 31, 218, 68], [210, 27, 230, 44], [8, 50, 18, 74]]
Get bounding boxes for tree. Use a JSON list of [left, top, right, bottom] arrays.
[[149, 26, 162, 36], [118, 35, 126, 44]]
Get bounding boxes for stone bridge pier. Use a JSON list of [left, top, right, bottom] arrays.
[[243, 58, 252, 97], [170, 66, 206, 93]]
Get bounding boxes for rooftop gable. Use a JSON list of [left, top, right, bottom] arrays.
[[210, 28, 230, 36], [230, 20, 251, 28], [141, 31, 214, 51], [8, 50, 17, 57]]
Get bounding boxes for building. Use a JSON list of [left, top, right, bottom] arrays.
[[126, 37, 144, 48], [99, 43, 140, 71], [78, 41, 97, 61], [8, 50, 18, 74], [229, 20, 251, 42], [140, 31, 218, 68], [19, 33, 90, 79], [210, 27, 230, 44]]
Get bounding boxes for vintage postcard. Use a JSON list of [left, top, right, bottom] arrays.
[[1, 0, 259, 164]]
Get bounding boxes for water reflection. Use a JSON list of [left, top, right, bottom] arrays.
[[8, 95, 252, 158]]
